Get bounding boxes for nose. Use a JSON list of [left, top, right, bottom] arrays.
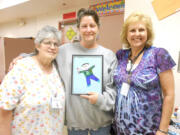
[[135, 30, 140, 35], [86, 26, 91, 31]]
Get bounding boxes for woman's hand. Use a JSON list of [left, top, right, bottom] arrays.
[[0, 109, 12, 135], [80, 92, 98, 104], [8, 56, 23, 71]]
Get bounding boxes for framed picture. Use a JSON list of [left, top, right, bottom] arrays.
[[71, 55, 103, 95], [59, 19, 80, 44]]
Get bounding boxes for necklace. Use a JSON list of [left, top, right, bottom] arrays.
[[126, 47, 145, 83], [126, 47, 145, 73]]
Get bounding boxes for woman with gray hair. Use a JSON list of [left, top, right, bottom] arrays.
[[0, 25, 65, 135]]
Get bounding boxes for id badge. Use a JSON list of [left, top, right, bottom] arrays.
[[120, 83, 130, 97], [50, 96, 62, 109]]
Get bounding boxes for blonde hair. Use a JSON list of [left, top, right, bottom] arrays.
[[120, 12, 154, 48]]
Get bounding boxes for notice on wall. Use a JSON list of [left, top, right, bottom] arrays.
[[62, 23, 79, 44], [89, 0, 124, 16], [152, 0, 180, 20]]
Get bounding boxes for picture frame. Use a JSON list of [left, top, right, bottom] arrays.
[[59, 19, 80, 44], [71, 55, 103, 95]]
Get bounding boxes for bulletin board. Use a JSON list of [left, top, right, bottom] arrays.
[[152, 0, 180, 20]]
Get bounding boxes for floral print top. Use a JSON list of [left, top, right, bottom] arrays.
[[0, 57, 65, 135], [114, 46, 176, 135]]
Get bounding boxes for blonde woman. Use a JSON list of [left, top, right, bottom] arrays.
[[113, 12, 175, 135]]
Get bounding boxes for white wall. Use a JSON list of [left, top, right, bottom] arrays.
[[0, 6, 84, 37], [0, 10, 62, 37], [125, 0, 180, 107]]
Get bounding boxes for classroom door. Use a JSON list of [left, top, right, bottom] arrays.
[[0, 37, 35, 81]]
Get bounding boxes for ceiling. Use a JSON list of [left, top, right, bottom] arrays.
[[0, 0, 109, 24]]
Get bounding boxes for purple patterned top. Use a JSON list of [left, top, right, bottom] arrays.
[[114, 46, 176, 135]]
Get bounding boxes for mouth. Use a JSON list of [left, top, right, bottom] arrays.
[[85, 35, 94, 37], [48, 51, 57, 55], [84, 33, 95, 36], [132, 38, 143, 42]]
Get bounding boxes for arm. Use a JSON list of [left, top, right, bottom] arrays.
[[95, 56, 117, 111], [89, 65, 95, 70], [77, 68, 85, 73], [0, 109, 12, 135], [0, 60, 25, 135], [156, 69, 175, 135], [8, 53, 35, 71]]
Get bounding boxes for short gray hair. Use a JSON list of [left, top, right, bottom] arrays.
[[34, 25, 61, 45]]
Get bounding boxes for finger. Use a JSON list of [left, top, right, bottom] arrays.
[[80, 95, 90, 99], [87, 92, 97, 95], [8, 56, 23, 71], [8, 61, 15, 71]]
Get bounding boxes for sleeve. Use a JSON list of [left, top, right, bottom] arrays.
[[116, 49, 125, 60], [156, 48, 176, 74], [79, 70, 85, 73], [90, 65, 95, 69], [116, 50, 121, 60], [0, 62, 25, 110], [95, 52, 118, 111]]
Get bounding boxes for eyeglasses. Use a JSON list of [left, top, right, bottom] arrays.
[[41, 41, 60, 47]]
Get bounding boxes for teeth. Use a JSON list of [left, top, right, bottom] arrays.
[[133, 38, 141, 41]]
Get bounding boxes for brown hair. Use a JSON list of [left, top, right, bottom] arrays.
[[77, 8, 100, 28]]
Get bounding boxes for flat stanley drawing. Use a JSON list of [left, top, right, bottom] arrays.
[[77, 63, 100, 87]]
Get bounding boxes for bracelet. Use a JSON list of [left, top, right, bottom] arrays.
[[157, 129, 168, 134]]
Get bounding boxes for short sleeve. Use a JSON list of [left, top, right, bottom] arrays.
[[116, 49, 123, 60], [156, 48, 176, 74], [0, 61, 25, 110]]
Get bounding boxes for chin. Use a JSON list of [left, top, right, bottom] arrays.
[[46, 55, 56, 61], [132, 44, 145, 48], [85, 36, 95, 41], [85, 38, 96, 43]]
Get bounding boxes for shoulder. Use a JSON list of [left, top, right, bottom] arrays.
[[58, 43, 72, 51], [98, 45, 115, 57], [7, 57, 33, 77], [155, 47, 169, 54], [148, 46, 176, 72], [116, 48, 129, 55], [59, 42, 78, 51], [147, 46, 170, 56], [116, 48, 129, 60], [16, 57, 33, 67]]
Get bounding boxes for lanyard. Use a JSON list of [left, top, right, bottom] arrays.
[[126, 47, 145, 83]]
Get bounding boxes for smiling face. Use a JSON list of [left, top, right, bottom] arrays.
[[35, 38, 59, 61], [127, 21, 148, 49], [79, 16, 99, 47]]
